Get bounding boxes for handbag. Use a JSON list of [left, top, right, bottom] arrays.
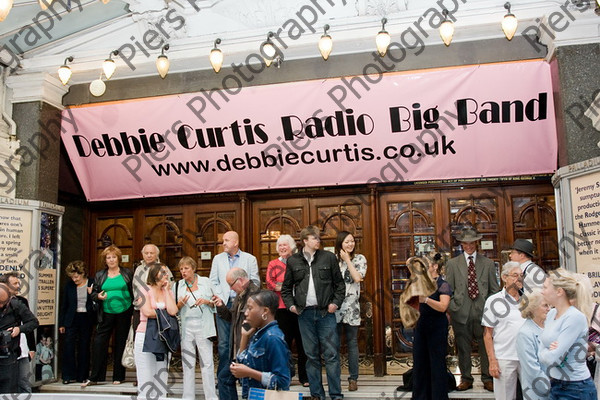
[[121, 326, 135, 369], [248, 387, 302, 399]]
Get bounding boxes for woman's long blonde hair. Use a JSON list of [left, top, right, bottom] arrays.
[[548, 268, 593, 323]]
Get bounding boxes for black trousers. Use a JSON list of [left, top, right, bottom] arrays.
[[89, 307, 132, 382], [62, 312, 94, 382], [276, 307, 308, 383], [0, 358, 18, 394], [412, 314, 449, 400]]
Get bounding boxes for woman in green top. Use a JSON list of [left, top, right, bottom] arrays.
[[82, 245, 133, 387]]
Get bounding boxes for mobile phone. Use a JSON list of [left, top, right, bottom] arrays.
[[242, 322, 251, 331]]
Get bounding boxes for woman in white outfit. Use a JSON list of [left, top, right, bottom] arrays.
[[135, 263, 178, 400], [176, 256, 218, 400]]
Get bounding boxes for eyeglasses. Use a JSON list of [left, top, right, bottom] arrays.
[[229, 277, 240, 287], [507, 273, 523, 278]]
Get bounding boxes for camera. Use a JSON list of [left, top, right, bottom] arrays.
[[0, 330, 12, 359]]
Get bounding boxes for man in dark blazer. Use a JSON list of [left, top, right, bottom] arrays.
[[446, 227, 499, 392], [282, 226, 345, 400]]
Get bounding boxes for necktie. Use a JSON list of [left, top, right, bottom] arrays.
[[467, 256, 479, 300]]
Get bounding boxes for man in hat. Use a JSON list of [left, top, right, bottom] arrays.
[[446, 227, 500, 392], [509, 239, 545, 293]]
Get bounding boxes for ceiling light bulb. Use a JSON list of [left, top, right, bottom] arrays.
[[318, 24, 333, 60], [102, 59, 116, 80], [439, 10, 454, 46], [502, 2, 518, 41], [155, 44, 170, 79], [89, 79, 106, 97], [0, 0, 13, 22], [101, 0, 110, 3], [57, 56, 74, 85], [261, 32, 277, 67], [376, 18, 390, 57], [102, 50, 119, 80], [156, 55, 169, 79], [210, 38, 224, 73]]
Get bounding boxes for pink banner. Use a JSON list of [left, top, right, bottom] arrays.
[[62, 61, 557, 201]]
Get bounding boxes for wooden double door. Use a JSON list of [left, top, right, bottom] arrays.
[[87, 182, 558, 375]]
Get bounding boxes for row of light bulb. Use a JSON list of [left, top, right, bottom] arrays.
[[56, 2, 557, 96], [0, 0, 111, 22]]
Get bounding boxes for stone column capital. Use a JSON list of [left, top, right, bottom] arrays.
[[5, 73, 68, 110]]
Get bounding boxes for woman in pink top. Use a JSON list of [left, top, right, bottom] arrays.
[[266, 234, 308, 386], [135, 263, 178, 400]]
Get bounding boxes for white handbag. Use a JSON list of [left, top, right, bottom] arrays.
[[121, 326, 135, 369]]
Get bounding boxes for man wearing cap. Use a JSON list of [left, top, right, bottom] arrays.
[[446, 227, 500, 392], [509, 239, 545, 293]]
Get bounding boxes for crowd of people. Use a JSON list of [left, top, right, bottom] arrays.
[[1, 224, 599, 400]]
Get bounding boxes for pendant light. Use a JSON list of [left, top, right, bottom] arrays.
[[57, 56, 74, 86], [210, 38, 224, 73], [501, 2, 518, 41], [260, 32, 277, 67], [375, 18, 391, 57], [439, 10, 454, 46], [102, 50, 119, 80], [156, 44, 170, 79], [0, 0, 13, 22], [318, 24, 333, 61]]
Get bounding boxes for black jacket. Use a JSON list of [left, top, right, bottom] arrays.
[[0, 297, 39, 365], [13, 296, 36, 355], [91, 267, 133, 323], [59, 278, 95, 328], [281, 249, 345, 314]]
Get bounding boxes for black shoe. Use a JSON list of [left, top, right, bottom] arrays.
[[63, 380, 70, 385]]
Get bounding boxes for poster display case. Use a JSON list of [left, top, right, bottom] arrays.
[[0, 198, 64, 383], [553, 156, 600, 300]]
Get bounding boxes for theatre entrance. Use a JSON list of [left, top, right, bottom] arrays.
[[86, 181, 558, 376]]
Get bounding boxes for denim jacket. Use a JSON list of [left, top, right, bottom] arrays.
[[237, 321, 291, 393]]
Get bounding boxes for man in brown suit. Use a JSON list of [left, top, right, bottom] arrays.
[[446, 227, 500, 392]]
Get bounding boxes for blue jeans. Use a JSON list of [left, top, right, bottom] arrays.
[[338, 323, 359, 381], [298, 309, 343, 399], [217, 362, 238, 400], [550, 377, 597, 400], [216, 299, 232, 378]]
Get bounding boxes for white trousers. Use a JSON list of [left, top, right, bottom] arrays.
[[494, 359, 520, 400], [134, 332, 169, 400], [181, 321, 218, 400]]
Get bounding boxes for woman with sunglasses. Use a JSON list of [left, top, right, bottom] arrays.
[[175, 256, 218, 400], [334, 231, 367, 392]]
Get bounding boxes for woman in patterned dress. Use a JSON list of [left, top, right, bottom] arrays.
[[334, 231, 367, 392]]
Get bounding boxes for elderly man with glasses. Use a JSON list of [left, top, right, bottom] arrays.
[[212, 268, 260, 400]]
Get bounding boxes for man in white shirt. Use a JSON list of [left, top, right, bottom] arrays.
[[482, 262, 526, 400], [509, 239, 546, 293], [209, 231, 259, 380]]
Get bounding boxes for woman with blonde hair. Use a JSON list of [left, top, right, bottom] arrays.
[[516, 289, 550, 400], [540, 268, 597, 400]]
